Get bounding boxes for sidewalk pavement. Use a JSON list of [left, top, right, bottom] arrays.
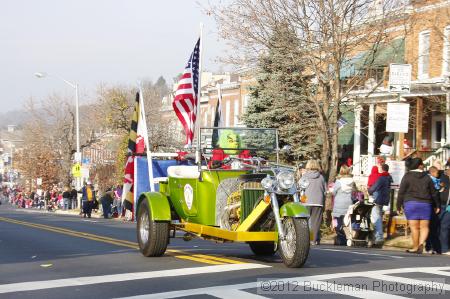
[[54, 208, 129, 221], [54, 208, 103, 219]]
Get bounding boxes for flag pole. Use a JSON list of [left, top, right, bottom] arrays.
[[195, 23, 204, 165], [138, 84, 155, 192]]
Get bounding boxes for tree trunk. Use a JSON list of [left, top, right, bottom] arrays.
[[329, 105, 340, 182]]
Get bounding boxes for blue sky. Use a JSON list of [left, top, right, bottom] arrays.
[[0, 0, 225, 112]]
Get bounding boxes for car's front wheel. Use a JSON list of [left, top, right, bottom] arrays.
[[137, 199, 169, 257], [278, 217, 310, 268]]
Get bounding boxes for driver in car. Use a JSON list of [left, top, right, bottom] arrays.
[[209, 130, 252, 169]]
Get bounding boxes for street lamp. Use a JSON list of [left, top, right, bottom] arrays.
[[35, 72, 82, 188]]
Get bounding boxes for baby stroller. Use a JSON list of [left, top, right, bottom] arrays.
[[343, 201, 375, 247]]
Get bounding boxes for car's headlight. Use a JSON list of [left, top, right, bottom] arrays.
[[261, 176, 275, 190], [277, 171, 295, 190]]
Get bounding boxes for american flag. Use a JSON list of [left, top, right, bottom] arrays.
[[173, 38, 200, 146]]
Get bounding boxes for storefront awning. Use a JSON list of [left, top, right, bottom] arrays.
[[340, 38, 405, 79]]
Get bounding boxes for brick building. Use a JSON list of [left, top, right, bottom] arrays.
[[346, 0, 450, 175], [163, 72, 253, 145]]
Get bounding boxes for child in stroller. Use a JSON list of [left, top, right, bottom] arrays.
[[343, 200, 375, 247]]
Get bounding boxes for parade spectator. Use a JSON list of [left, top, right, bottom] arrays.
[[303, 159, 327, 245], [439, 167, 450, 256], [425, 166, 447, 254], [332, 165, 356, 245], [397, 158, 440, 254], [100, 188, 114, 219], [70, 187, 78, 210], [379, 134, 394, 156], [367, 166, 380, 189], [368, 163, 393, 246], [62, 186, 71, 210], [81, 181, 96, 218], [113, 186, 123, 218], [57, 191, 63, 209], [44, 189, 51, 208]]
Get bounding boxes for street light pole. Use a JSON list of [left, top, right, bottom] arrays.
[[75, 83, 80, 156], [35, 72, 82, 189]]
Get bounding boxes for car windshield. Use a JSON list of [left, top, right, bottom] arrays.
[[199, 127, 278, 157]]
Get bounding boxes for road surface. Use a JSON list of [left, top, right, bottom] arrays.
[[1, 203, 449, 298]]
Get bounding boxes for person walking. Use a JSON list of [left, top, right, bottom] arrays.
[[62, 186, 71, 211], [397, 158, 440, 254], [368, 163, 393, 247], [332, 165, 356, 245], [303, 159, 327, 245], [81, 181, 96, 218]]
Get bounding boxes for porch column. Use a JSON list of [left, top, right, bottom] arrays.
[[353, 105, 361, 176], [368, 104, 375, 157], [416, 98, 423, 151]]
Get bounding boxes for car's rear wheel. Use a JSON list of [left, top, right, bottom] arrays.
[[137, 199, 169, 257], [248, 242, 276, 256], [278, 217, 310, 268]]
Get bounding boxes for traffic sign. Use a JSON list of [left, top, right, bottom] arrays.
[[72, 163, 81, 177], [74, 152, 82, 163], [388, 63, 411, 93]]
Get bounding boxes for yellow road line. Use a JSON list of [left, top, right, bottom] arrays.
[[0, 216, 246, 265], [174, 255, 225, 265], [192, 254, 245, 264], [0, 217, 139, 249], [3, 217, 139, 246]]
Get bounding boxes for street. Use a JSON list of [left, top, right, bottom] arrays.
[[0, 203, 449, 299]]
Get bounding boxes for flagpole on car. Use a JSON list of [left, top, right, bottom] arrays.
[[195, 23, 204, 167], [138, 84, 155, 192]]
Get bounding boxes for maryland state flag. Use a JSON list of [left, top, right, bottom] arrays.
[[122, 92, 146, 217]]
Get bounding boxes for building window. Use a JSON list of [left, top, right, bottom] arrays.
[[443, 26, 450, 76], [233, 100, 240, 125], [204, 109, 208, 127], [225, 100, 231, 127], [418, 31, 430, 79]]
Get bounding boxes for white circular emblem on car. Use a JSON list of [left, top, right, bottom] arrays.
[[184, 184, 194, 210]]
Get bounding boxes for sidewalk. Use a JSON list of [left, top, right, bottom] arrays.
[[321, 227, 412, 250], [54, 208, 103, 219], [8, 204, 126, 221], [54, 208, 130, 221]]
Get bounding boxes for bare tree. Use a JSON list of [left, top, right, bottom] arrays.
[[211, 0, 409, 179], [16, 93, 103, 189]]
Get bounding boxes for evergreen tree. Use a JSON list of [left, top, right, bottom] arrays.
[[243, 25, 319, 161]]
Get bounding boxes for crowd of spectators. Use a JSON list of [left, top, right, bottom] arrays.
[[1, 183, 123, 220]]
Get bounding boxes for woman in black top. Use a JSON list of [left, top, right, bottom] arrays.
[[397, 158, 440, 254]]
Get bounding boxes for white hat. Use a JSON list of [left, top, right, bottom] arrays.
[[87, 181, 92, 185]]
